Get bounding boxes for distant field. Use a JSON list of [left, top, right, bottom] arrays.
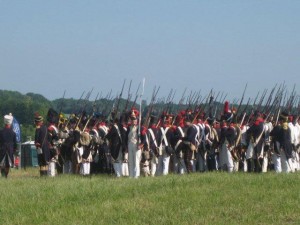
[[0, 168, 299, 225]]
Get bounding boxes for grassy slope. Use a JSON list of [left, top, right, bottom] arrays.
[[0, 169, 299, 225]]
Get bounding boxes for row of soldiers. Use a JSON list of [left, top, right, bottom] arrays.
[[32, 99, 300, 178]]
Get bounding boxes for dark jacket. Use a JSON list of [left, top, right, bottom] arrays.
[[0, 126, 17, 166]]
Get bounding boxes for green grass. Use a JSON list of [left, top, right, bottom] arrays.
[[0, 168, 299, 225]]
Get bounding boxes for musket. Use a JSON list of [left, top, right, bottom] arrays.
[[220, 93, 228, 105], [58, 90, 66, 116], [171, 88, 189, 125], [262, 84, 277, 114], [82, 92, 100, 131], [131, 82, 142, 109], [77, 89, 93, 122], [166, 90, 176, 115], [156, 88, 174, 127], [266, 84, 284, 117], [123, 79, 132, 113], [252, 91, 260, 110], [235, 83, 247, 120], [95, 91, 103, 112], [191, 90, 211, 123], [211, 90, 222, 119], [272, 87, 285, 125], [112, 79, 126, 120], [65, 90, 85, 128], [264, 85, 285, 121], [137, 78, 146, 146], [57, 90, 66, 127], [192, 91, 202, 112], [285, 84, 296, 114], [75, 89, 94, 129], [246, 90, 261, 125], [202, 89, 213, 114], [178, 88, 187, 106], [185, 90, 195, 111], [241, 97, 251, 115], [101, 89, 113, 116], [143, 86, 160, 127], [239, 112, 247, 126], [106, 92, 118, 122], [256, 88, 268, 111]]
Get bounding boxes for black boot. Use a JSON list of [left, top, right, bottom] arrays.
[[1, 168, 6, 177], [247, 159, 254, 172]]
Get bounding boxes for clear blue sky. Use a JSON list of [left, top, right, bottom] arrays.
[[0, 1, 299, 103]]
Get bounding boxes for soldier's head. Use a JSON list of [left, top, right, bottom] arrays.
[[34, 112, 43, 126], [130, 108, 139, 126], [279, 111, 289, 123], [184, 115, 193, 127], [4, 113, 13, 127]]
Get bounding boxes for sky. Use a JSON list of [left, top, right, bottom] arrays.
[[0, 0, 299, 104]]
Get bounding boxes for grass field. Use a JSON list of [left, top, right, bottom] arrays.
[[0, 168, 299, 225]]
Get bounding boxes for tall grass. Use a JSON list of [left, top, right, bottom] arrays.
[[0, 168, 299, 225]]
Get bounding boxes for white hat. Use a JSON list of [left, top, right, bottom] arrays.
[[4, 114, 13, 125]]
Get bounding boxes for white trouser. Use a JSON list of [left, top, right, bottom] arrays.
[[80, 162, 90, 175], [246, 142, 264, 160], [272, 153, 282, 173], [172, 155, 187, 174], [63, 160, 72, 174], [243, 158, 248, 172], [150, 155, 158, 176], [156, 146, 170, 176], [113, 163, 122, 177], [233, 161, 239, 172], [128, 142, 141, 178], [122, 163, 129, 176], [48, 161, 56, 177], [262, 155, 268, 173], [280, 150, 293, 173], [122, 152, 129, 176], [197, 151, 207, 172], [113, 150, 123, 177], [295, 152, 300, 171], [219, 144, 233, 172]]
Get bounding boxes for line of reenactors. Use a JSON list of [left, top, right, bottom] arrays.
[[33, 98, 300, 177]]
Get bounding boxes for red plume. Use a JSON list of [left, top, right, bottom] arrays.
[[224, 101, 229, 113]]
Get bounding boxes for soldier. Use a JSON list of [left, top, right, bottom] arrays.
[[195, 115, 206, 172], [0, 114, 17, 178], [156, 114, 174, 176], [270, 117, 282, 173], [239, 119, 250, 172], [206, 117, 219, 171], [145, 115, 159, 176], [46, 108, 60, 177], [60, 117, 78, 174], [172, 111, 187, 174], [288, 115, 299, 172], [120, 114, 129, 177], [88, 117, 101, 174], [277, 112, 293, 173], [125, 108, 145, 178], [106, 117, 126, 177], [219, 120, 236, 172], [97, 120, 111, 174], [218, 101, 236, 172], [79, 131, 92, 176], [34, 112, 51, 176], [262, 114, 273, 172], [246, 111, 265, 172], [295, 116, 300, 171], [181, 114, 198, 173]]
